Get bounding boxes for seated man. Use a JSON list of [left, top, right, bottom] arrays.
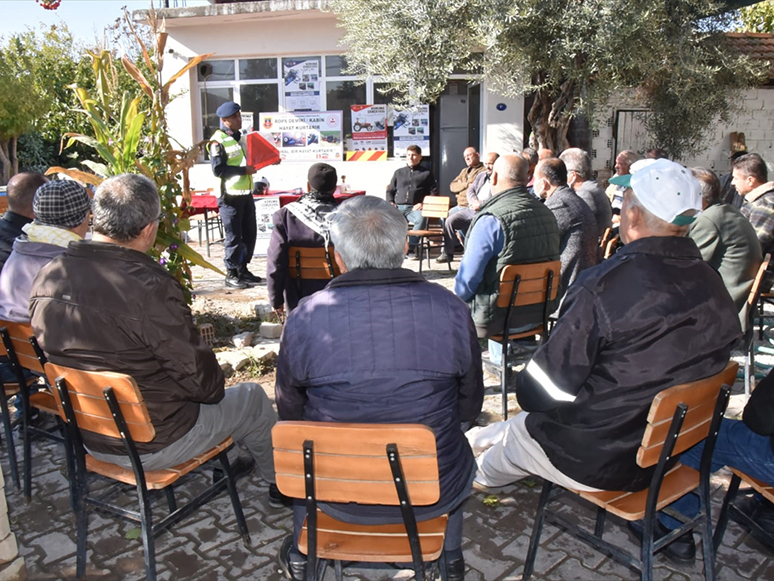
[[605, 150, 638, 215], [449, 147, 485, 214], [29, 174, 284, 506], [686, 167, 762, 330], [438, 152, 499, 263], [0, 172, 47, 272], [469, 160, 739, 511], [560, 147, 613, 238], [735, 153, 774, 288], [658, 366, 774, 560], [454, 154, 560, 362], [266, 163, 339, 317], [386, 144, 437, 258], [536, 158, 598, 294], [275, 196, 484, 581], [0, 180, 91, 323], [520, 147, 539, 195]]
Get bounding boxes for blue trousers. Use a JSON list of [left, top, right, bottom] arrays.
[[661, 418, 774, 529], [218, 193, 257, 271], [397, 204, 426, 251]]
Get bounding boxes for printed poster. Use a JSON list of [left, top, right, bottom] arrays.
[[241, 112, 254, 133], [392, 105, 430, 157], [254, 197, 281, 257], [283, 58, 321, 111], [350, 104, 388, 152], [259, 111, 343, 162]]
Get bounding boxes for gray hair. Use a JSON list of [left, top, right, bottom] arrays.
[[521, 147, 538, 166], [330, 196, 407, 270], [559, 148, 592, 180], [93, 174, 160, 242], [625, 190, 689, 237], [690, 167, 721, 207]]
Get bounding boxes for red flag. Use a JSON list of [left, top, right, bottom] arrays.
[[246, 132, 281, 170]]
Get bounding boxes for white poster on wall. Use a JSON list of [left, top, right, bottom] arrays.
[[283, 58, 321, 111], [392, 105, 430, 157], [241, 112, 254, 133], [350, 104, 388, 151], [259, 111, 343, 162], [254, 196, 281, 257]]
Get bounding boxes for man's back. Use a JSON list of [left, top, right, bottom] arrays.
[[29, 240, 225, 456], [689, 203, 762, 321], [575, 180, 613, 237], [545, 186, 599, 293], [276, 268, 483, 517], [521, 236, 740, 491]]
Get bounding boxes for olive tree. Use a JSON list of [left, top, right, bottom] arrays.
[[332, 0, 765, 158]]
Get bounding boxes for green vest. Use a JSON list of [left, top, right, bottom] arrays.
[[466, 186, 561, 333], [211, 129, 253, 196]]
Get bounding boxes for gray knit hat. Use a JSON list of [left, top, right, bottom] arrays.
[[33, 180, 92, 228]]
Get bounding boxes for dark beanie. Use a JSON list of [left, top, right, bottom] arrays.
[[308, 163, 337, 194]]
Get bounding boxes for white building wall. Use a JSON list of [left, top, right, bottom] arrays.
[[592, 87, 774, 183]]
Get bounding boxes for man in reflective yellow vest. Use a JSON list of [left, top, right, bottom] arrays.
[[210, 101, 262, 289]]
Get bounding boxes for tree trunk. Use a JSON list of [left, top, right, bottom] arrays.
[[0, 139, 10, 186], [10, 137, 17, 177], [526, 75, 578, 154]]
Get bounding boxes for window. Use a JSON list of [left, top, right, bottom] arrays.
[[241, 85, 280, 126], [201, 87, 234, 140], [326, 81, 366, 139], [198, 60, 235, 82], [239, 58, 277, 80]]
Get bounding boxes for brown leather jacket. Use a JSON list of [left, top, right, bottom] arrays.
[[29, 241, 225, 455], [450, 162, 485, 207]]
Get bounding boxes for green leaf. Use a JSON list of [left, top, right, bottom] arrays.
[[154, 231, 224, 276], [482, 495, 500, 507], [125, 527, 142, 541], [80, 160, 111, 177], [122, 111, 147, 170]]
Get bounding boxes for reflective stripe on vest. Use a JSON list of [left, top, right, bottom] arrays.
[[211, 130, 253, 195]]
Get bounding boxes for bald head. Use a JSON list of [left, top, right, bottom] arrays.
[[538, 148, 556, 161], [6, 172, 48, 218], [491, 155, 529, 195]]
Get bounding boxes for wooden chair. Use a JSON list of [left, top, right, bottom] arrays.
[[273, 422, 448, 581], [742, 254, 770, 396], [288, 245, 341, 290], [0, 320, 62, 498], [492, 260, 561, 420], [599, 227, 612, 250], [714, 469, 774, 551], [44, 363, 250, 581], [523, 361, 738, 581], [604, 234, 620, 259], [406, 196, 452, 275]]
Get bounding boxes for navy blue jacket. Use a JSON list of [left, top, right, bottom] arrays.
[[276, 267, 484, 519]]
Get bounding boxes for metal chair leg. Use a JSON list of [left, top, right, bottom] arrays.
[[164, 487, 177, 513], [501, 340, 509, 420], [137, 484, 157, 581], [75, 479, 88, 578], [524, 480, 553, 580], [714, 473, 741, 551], [218, 453, 250, 544], [594, 507, 606, 538], [334, 559, 343, 581], [640, 514, 654, 581], [0, 387, 20, 489], [700, 470, 717, 581]]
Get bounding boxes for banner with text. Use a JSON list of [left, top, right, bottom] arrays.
[[392, 105, 430, 157], [259, 111, 343, 162], [283, 58, 321, 111], [350, 104, 388, 153]]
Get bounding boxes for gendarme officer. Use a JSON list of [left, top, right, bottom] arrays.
[[210, 101, 263, 288]]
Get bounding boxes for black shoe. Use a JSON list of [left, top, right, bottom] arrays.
[[269, 483, 292, 509], [278, 534, 307, 581], [731, 494, 774, 550], [627, 520, 696, 565], [446, 556, 465, 581], [212, 456, 255, 484], [225, 269, 248, 289], [435, 252, 452, 263], [239, 268, 263, 284]]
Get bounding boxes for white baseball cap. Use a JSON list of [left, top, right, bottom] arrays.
[[609, 158, 702, 225]]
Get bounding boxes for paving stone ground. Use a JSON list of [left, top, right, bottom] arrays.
[[5, 244, 774, 580]]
